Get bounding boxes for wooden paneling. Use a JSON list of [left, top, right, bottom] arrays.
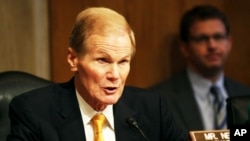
[[224, 1, 250, 86], [0, 0, 49, 79], [49, 0, 250, 88]]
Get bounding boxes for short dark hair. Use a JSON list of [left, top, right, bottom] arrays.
[[180, 5, 230, 42]]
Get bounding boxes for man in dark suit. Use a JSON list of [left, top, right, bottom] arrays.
[[7, 7, 187, 141], [150, 5, 250, 132]]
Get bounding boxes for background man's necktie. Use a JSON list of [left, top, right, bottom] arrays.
[[210, 86, 227, 129], [91, 113, 107, 141]]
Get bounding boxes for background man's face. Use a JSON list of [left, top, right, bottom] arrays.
[[182, 19, 232, 74]]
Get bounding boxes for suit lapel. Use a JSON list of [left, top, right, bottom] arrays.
[[224, 77, 250, 97], [224, 77, 243, 97], [55, 80, 86, 141], [113, 100, 144, 141], [172, 71, 204, 130]]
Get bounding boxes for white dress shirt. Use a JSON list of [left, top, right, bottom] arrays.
[[187, 69, 228, 130], [76, 89, 116, 141]]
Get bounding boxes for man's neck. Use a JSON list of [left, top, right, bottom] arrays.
[[188, 66, 223, 83]]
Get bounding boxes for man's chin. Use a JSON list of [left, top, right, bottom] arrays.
[[204, 65, 223, 75], [207, 63, 223, 70], [103, 97, 120, 105]]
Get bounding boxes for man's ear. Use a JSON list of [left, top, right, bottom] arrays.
[[67, 47, 78, 72], [180, 42, 189, 58], [227, 35, 233, 52]]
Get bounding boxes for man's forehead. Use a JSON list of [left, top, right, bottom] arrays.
[[190, 19, 226, 34], [87, 33, 131, 44]]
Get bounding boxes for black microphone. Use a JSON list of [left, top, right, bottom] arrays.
[[246, 103, 250, 124], [126, 117, 150, 141]]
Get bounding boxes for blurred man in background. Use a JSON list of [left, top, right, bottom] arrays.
[[150, 5, 250, 132]]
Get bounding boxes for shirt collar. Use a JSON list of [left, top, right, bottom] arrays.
[[75, 89, 115, 130], [187, 68, 225, 100]]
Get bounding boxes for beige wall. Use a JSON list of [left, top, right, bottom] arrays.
[[0, 0, 50, 79]]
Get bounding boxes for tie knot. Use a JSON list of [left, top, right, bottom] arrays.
[[210, 85, 220, 101], [92, 113, 106, 122], [92, 113, 106, 134], [210, 85, 219, 95]]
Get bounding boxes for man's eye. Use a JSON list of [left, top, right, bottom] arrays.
[[213, 34, 227, 40], [190, 35, 208, 42], [97, 58, 108, 63], [120, 60, 127, 63], [119, 59, 130, 64]]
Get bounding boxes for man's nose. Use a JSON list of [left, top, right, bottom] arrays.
[[107, 64, 119, 80], [207, 37, 217, 49]]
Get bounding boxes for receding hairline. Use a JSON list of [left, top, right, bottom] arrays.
[[76, 7, 125, 23], [70, 7, 136, 57]]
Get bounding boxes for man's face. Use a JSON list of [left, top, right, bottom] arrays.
[[68, 32, 133, 110], [182, 19, 232, 75]]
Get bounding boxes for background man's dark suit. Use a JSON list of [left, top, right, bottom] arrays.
[[7, 78, 187, 141], [150, 70, 250, 132]]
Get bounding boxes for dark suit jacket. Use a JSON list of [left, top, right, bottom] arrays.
[[7, 78, 188, 141], [150, 70, 250, 132]]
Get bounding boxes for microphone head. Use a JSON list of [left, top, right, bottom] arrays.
[[125, 117, 150, 141], [247, 103, 250, 124], [126, 117, 139, 128]]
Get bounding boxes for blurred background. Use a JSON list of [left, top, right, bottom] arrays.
[[1, 0, 250, 88]]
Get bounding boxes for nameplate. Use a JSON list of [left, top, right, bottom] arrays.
[[189, 130, 229, 141]]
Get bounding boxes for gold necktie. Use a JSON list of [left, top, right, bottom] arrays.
[[91, 113, 106, 141]]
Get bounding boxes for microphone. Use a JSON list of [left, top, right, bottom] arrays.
[[247, 103, 250, 124], [126, 117, 150, 141]]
